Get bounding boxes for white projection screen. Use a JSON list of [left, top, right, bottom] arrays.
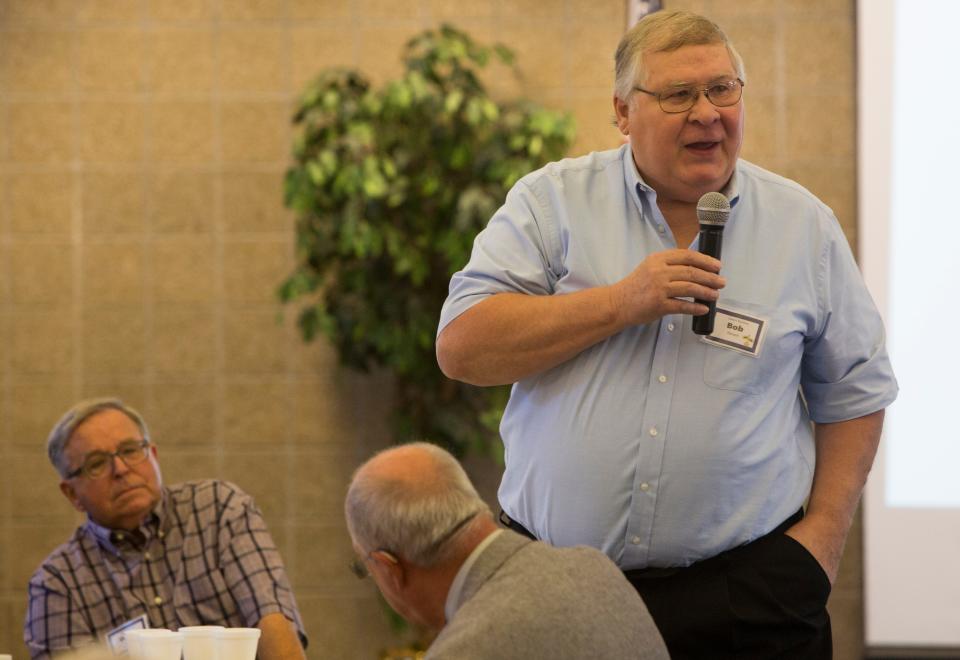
[[860, 0, 960, 653]]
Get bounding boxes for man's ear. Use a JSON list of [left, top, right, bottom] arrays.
[[370, 550, 404, 589], [613, 95, 631, 135], [59, 480, 86, 513]]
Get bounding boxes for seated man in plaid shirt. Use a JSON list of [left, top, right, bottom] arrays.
[[24, 398, 308, 659]]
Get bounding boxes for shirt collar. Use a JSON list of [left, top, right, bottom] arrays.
[[620, 143, 742, 208], [621, 143, 654, 198], [443, 529, 503, 624], [84, 487, 169, 556], [721, 167, 742, 208]]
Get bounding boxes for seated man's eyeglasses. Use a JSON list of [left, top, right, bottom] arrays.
[[634, 78, 745, 114], [65, 439, 151, 480], [349, 510, 481, 579]]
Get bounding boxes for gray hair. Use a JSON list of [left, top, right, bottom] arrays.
[[614, 9, 746, 101], [47, 398, 151, 478], [345, 442, 490, 567]]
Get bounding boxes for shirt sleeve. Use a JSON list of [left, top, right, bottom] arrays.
[[801, 214, 899, 422], [217, 484, 308, 648], [438, 178, 561, 334], [24, 568, 96, 659]]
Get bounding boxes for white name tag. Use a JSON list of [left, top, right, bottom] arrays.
[[106, 614, 149, 655], [701, 305, 767, 357]]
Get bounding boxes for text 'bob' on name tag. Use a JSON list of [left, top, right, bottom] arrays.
[[701, 306, 767, 358]]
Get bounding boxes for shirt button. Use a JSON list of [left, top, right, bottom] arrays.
[[667, 323, 675, 332], [158, 531, 165, 539], [144, 552, 152, 560], [657, 225, 665, 234], [657, 374, 667, 383], [649, 427, 658, 437], [632, 536, 642, 545], [153, 596, 163, 606], [640, 482, 650, 491], [116, 533, 125, 540]]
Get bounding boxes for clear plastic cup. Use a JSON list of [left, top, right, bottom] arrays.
[[125, 629, 183, 660], [179, 625, 224, 660], [216, 628, 261, 660]]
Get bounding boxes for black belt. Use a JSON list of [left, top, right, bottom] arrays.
[[499, 509, 537, 540], [499, 507, 805, 578]]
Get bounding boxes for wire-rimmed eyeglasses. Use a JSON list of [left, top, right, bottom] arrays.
[[349, 510, 482, 579], [634, 78, 745, 114], [65, 439, 151, 480]]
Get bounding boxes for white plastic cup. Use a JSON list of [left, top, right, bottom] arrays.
[[180, 625, 224, 660], [216, 628, 261, 660], [125, 629, 183, 660]]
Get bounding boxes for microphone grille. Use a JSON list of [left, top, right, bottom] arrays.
[[696, 192, 730, 226]]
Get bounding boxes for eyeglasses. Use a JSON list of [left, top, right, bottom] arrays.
[[634, 78, 745, 114], [65, 439, 151, 480], [348, 549, 390, 580], [348, 510, 481, 579]]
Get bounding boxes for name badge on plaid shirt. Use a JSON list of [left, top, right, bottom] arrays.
[[106, 614, 149, 655]]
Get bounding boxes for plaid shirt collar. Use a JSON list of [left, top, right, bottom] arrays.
[[83, 487, 171, 556]]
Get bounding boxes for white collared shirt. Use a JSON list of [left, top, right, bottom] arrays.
[[444, 530, 504, 624]]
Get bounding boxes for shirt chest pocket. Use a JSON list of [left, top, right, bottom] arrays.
[[701, 303, 802, 395], [176, 555, 240, 626]]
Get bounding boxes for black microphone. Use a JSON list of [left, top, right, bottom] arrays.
[[691, 191, 731, 335]]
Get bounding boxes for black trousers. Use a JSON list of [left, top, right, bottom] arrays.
[[500, 509, 832, 660]]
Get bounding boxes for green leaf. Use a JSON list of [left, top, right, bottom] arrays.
[[363, 172, 387, 198], [481, 99, 499, 121], [346, 121, 374, 147], [464, 97, 482, 125], [319, 149, 337, 174], [387, 80, 413, 109], [493, 43, 515, 65], [528, 134, 543, 156], [381, 157, 397, 179], [306, 160, 325, 185], [420, 176, 440, 196], [444, 89, 464, 114], [321, 89, 340, 110], [448, 143, 469, 169]]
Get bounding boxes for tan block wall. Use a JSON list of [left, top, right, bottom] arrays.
[[0, 0, 860, 657]]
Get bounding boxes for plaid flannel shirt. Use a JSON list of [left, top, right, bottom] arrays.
[[24, 480, 306, 658]]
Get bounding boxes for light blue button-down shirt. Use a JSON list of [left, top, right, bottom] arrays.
[[439, 145, 897, 569]]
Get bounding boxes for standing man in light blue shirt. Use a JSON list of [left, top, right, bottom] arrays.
[[436, 9, 897, 660]]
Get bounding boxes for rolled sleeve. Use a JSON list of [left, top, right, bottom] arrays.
[[801, 220, 899, 422], [438, 180, 559, 333], [218, 487, 307, 646]]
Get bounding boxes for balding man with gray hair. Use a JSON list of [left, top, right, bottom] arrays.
[[345, 442, 668, 659]]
